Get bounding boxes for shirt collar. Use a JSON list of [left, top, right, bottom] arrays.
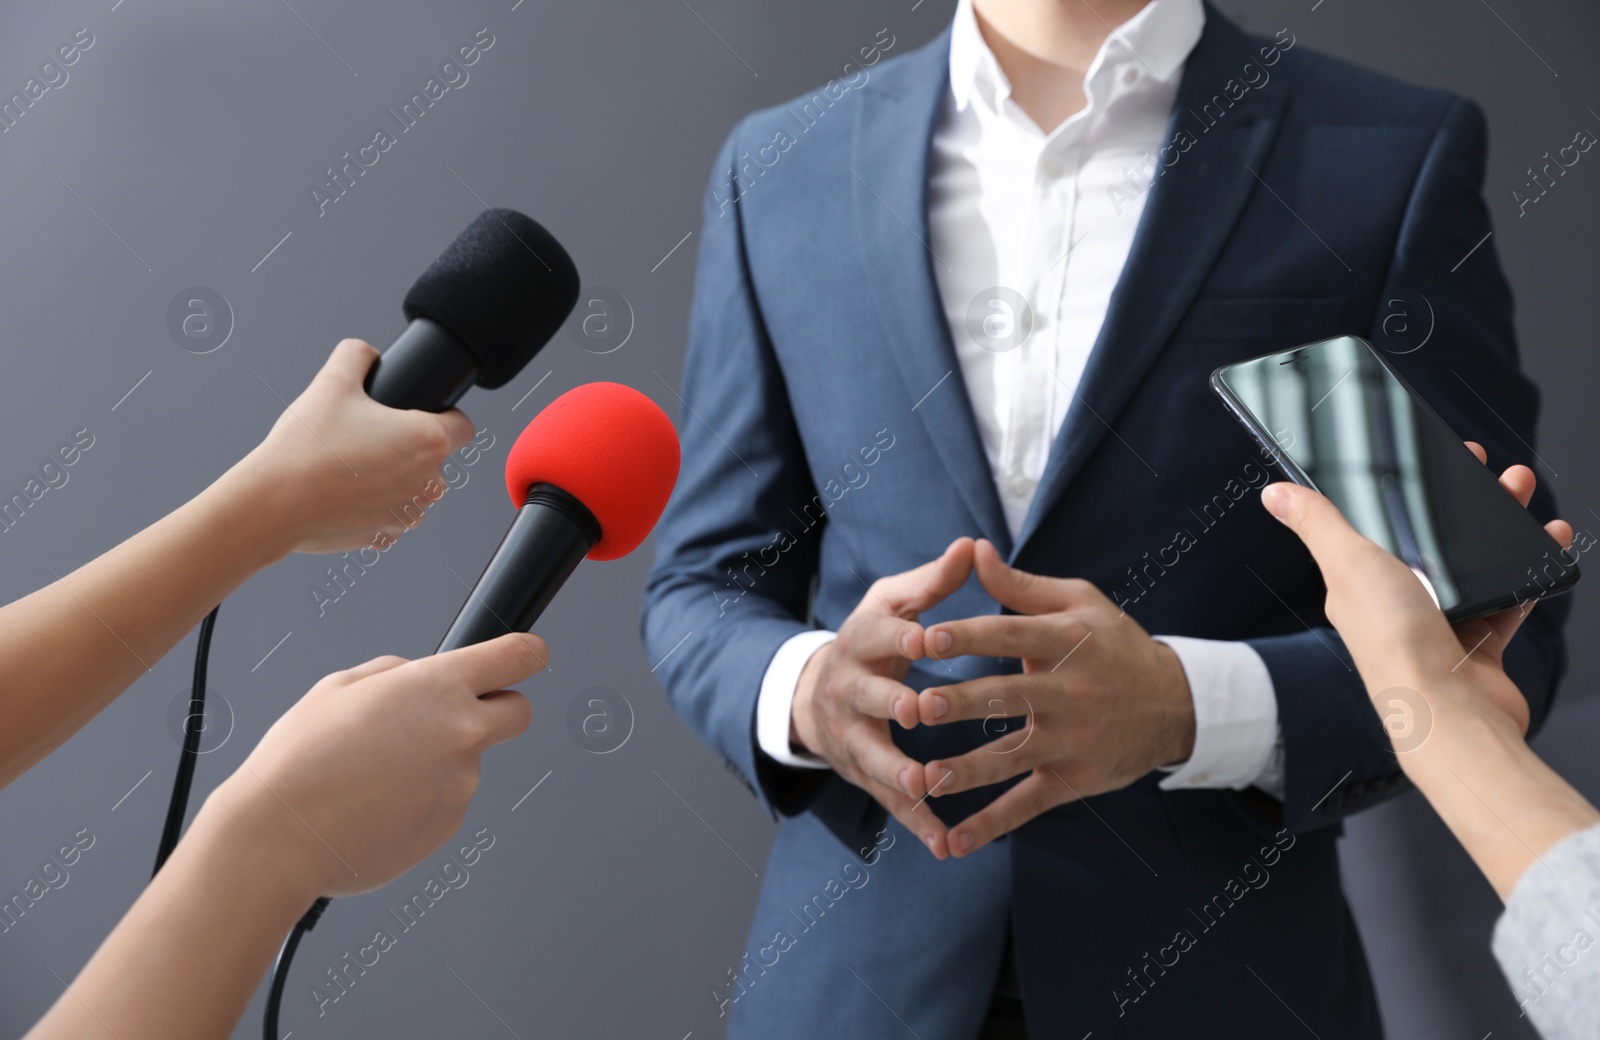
[[948, 0, 1205, 114]]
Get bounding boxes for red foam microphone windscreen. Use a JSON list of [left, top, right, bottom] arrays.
[[505, 382, 681, 561]]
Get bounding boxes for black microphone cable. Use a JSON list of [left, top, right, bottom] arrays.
[[155, 610, 328, 1039], [152, 604, 219, 876], [264, 896, 331, 1040]]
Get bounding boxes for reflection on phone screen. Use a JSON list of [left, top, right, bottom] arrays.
[[1215, 336, 1575, 619]]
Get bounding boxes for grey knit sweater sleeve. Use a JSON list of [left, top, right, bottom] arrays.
[[1491, 824, 1600, 1039]]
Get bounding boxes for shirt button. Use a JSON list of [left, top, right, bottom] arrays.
[[1122, 67, 1139, 86], [1006, 474, 1033, 497], [1041, 156, 1064, 178]]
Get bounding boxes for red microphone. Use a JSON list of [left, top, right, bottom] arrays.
[[435, 382, 680, 652], [266, 383, 677, 1040]]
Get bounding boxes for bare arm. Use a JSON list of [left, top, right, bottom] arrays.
[[25, 632, 545, 1040], [29, 785, 320, 1040], [0, 339, 472, 787], [1397, 706, 1597, 900]]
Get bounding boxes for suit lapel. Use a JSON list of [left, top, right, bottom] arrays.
[[850, 30, 1014, 556], [1012, 12, 1291, 558]]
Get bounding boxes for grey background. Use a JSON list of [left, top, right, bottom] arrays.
[[0, 0, 1594, 1037]]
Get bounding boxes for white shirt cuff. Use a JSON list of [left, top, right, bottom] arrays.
[[756, 630, 837, 769], [1153, 636, 1283, 799]]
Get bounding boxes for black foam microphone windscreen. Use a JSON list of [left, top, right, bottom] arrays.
[[402, 209, 581, 389]]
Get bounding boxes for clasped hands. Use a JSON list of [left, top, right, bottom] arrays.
[[790, 537, 1197, 860]]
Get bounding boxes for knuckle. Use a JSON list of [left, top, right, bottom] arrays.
[[835, 742, 862, 781], [390, 657, 426, 685], [455, 713, 490, 749], [401, 420, 447, 463], [1059, 617, 1091, 646], [1074, 762, 1107, 788], [337, 655, 401, 684], [422, 420, 455, 460]]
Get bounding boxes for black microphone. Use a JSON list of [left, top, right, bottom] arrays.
[[364, 208, 580, 411], [436, 382, 681, 653]]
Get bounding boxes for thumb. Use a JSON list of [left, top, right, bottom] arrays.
[[972, 537, 1072, 615], [1260, 482, 1373, 575], [319, 338, 381, 388]]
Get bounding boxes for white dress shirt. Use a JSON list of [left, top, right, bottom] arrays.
[[756, 0, 1285, 799]]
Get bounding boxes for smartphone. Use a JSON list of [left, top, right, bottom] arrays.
[[1211, 335, 1578, 622]]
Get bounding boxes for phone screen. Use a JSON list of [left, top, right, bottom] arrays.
[[1213, 336, 1577, 620]]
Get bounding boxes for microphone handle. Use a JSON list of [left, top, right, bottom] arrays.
[[365, 317, 480, 411], [436, 484, 601, 653]]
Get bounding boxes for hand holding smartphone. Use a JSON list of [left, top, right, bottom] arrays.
[[1211, 335, 1578, 621]]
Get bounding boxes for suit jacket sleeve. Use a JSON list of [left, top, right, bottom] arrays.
[[1250, 96, 1571, 833], [642, 120, 831, 818]]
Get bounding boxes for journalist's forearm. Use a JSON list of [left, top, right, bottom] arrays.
[[0, 456, 292, 786], [24, 783, 317, 1040], [1401, 701, 1600, 900]]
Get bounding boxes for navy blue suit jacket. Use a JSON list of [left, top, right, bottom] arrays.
[[643, 9, 1567, 1037]]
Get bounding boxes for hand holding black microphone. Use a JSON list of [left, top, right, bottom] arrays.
[[0, 209, 579, 791], [0, 339, 470, 789]]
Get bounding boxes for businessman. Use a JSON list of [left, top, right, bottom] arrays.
[[643, 0, 1567, 1035]]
